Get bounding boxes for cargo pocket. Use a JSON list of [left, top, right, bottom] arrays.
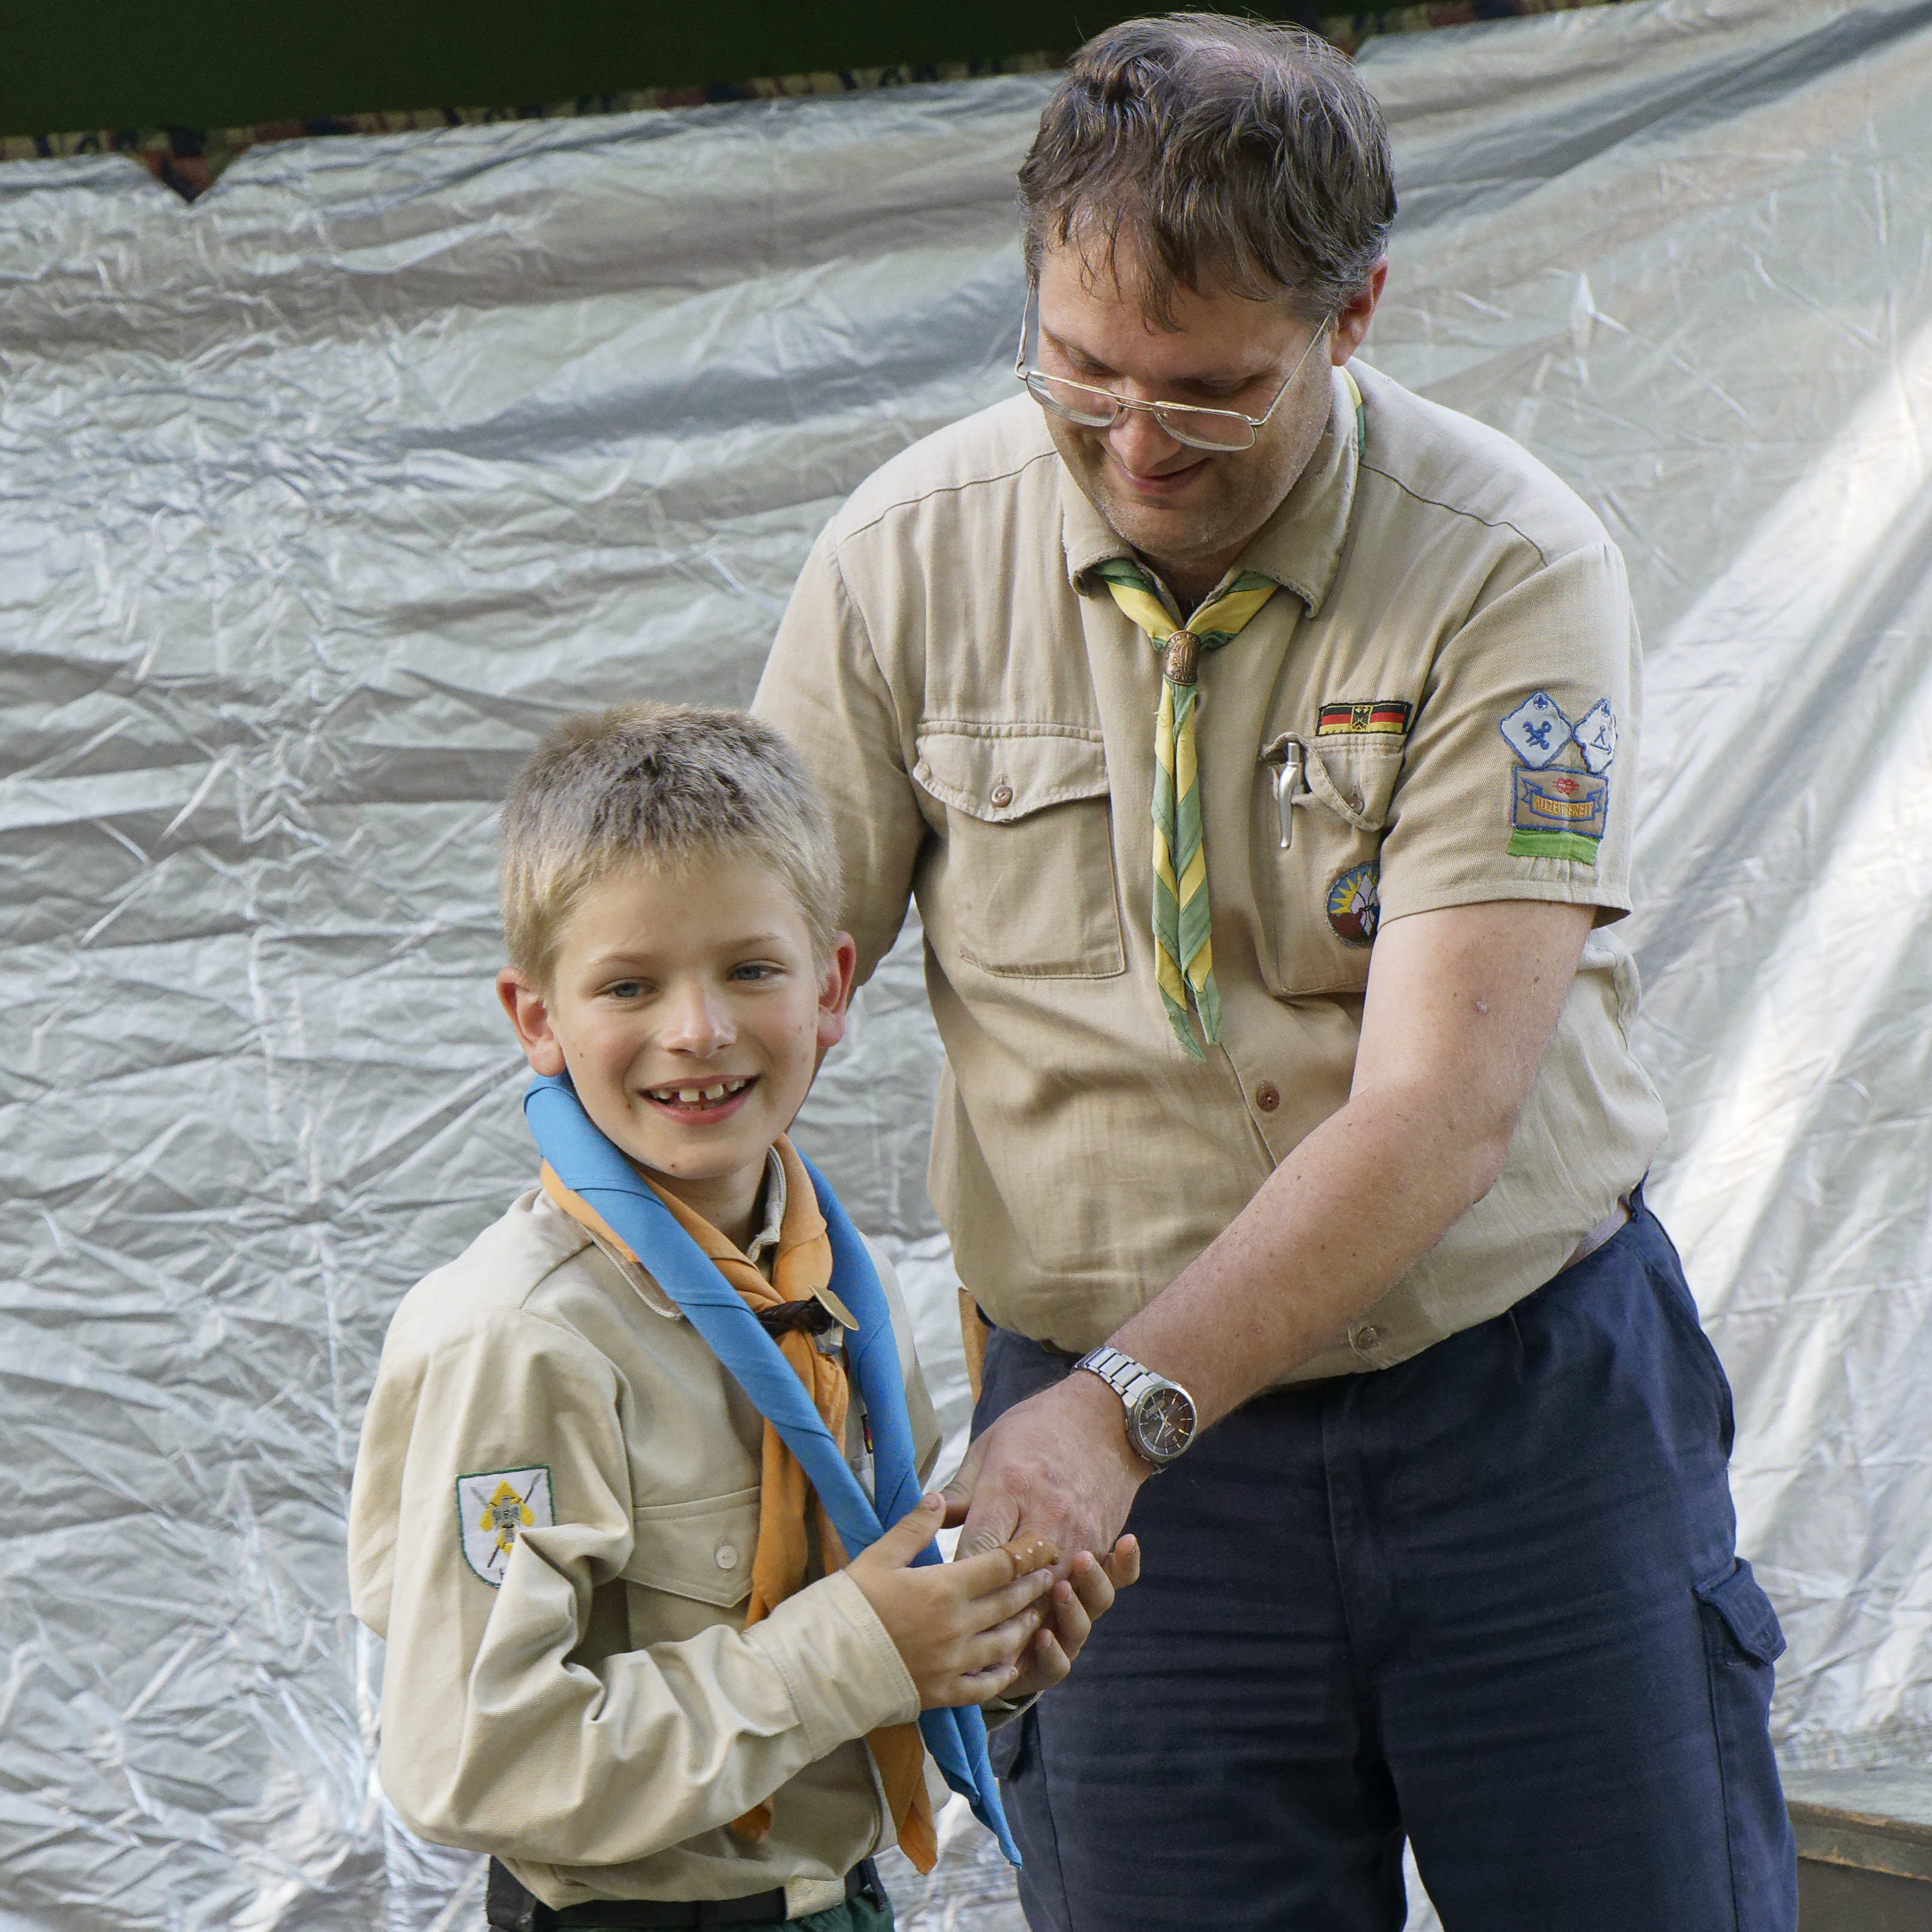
[[620, 1486, 760, 1641], [1694, 1559, 1797, 1926], [914, 722, 1125, 979], [1253, 733, 1405, 996]]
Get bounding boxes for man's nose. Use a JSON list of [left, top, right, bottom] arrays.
[[659, 980, 736, 1054], [1105, 401, 1187, 475]]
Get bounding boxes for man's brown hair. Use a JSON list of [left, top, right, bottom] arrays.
[[500, 702, 841, 988], [1018, 13, 1396, 323]]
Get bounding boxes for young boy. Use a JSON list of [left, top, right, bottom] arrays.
[[347, 702, 1134, 1932]]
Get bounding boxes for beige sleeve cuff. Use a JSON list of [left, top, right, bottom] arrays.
[[977, 1690, 1037, 1732], [750, 1568, 920, 1753]]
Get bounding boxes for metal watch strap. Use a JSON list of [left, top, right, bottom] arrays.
[[1075, 1345, 1195, 1468], [1079, 1345, 1162, 1411]]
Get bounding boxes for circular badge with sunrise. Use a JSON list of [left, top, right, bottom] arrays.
[[1326, 861, 1381, 947]]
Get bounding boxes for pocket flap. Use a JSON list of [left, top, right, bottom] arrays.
[[623, 1486, 761, 1608], [1312, 740, 1404, 833], [914, 724, 1109, 824], [1695, 1558, 1786, 1664]]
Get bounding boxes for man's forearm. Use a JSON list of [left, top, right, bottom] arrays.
[[1106, 1076, 1512, 1426], [949, 900, 1592, 1564], [1107, 898, 1596, 1424]]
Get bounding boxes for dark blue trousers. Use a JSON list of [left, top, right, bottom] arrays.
[[974, 1207, 1797, 1932]]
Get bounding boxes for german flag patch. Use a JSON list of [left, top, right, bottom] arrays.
[[1316, 698, 1412, 738]]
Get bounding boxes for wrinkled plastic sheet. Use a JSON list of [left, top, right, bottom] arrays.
[[1, 1, 1927, 1924]]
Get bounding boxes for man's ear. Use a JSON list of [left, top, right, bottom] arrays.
[[1331, 256, 1388, 364], [814, 934, 860, 1062], [497, 966, 567, 1076]]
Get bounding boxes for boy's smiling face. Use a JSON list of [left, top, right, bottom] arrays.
[[497, 854, 856, 1249]]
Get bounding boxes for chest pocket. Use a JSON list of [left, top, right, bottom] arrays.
[[1253, 733, 1406, 997], [620, 1486, 760, 1646], [913, 724, 1125, 979]]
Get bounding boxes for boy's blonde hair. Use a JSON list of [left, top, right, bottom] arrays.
[[500, 702, 842, 987]]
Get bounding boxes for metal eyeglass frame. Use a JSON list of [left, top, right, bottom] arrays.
[[1013, 281, 1336, 453]]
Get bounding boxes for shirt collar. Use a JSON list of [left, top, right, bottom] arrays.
[[1059, 362, 1360, 620], [742, 1147, 788, 1281]]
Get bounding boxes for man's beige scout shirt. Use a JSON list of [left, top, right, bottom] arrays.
[[754, 362, 1667, 1379], [347, 1168, 941, 1915]]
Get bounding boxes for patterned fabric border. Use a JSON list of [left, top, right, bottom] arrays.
[[1, 0, 1627, 203]]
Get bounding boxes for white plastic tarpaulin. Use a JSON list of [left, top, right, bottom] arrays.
[[1, 0, 1927, 1925]]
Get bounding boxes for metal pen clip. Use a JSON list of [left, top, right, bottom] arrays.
[[1259, 735, 1306, 849]]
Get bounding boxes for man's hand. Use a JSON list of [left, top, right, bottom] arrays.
[[847, 1495, 1057, 1708], [943, 1369, 1150, 1569], [1001, 1535, 1141, 1702]]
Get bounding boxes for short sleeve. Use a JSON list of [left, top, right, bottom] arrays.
[[754, 533, 926, 985], [1376, 540, 1640, 926]]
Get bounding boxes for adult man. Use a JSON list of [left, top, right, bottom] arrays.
[[755, 16, 1795, 1929]]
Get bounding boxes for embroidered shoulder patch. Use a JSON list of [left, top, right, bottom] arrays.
[[457, 1466, 555, 1586], [1317, 698, 1412, 738], [1498, 691, 1573, 767], [1572, 698, 1618, 774], [1508, 768, 1607, 862], [1327, 862, 1381, 945]]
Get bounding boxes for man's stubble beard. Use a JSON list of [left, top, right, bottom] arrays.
[[1045, 373, 1333, 600]]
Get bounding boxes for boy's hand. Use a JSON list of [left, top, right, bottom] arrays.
[[1000, 1535, 1140, 1703], [848, 1496, 1057, 1709]]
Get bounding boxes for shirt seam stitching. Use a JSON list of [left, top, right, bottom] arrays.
[[413, 1291, 620, 1379], [1356, 457, 1555, 570], [1379, 879, 1634, 916], [824, 545, 896, 740], [833, 444, 1064, 547], [918, 716, 1105, 742]]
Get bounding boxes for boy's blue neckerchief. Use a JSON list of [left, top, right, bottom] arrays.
[[523, 1071, 1021, 1866]]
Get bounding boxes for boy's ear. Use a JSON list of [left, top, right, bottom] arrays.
[[814, 934, 860, 1062], [497, 967, 568, 1077]]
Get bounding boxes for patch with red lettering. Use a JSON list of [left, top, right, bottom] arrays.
[[1508, 767, 1607, 863]]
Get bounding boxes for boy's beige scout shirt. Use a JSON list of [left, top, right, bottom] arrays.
[[347, 1166, 942, 1915], [754, 362, 1667, 1378]]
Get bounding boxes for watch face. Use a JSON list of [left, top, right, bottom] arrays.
[[1132, 1385, 1197, 1462]]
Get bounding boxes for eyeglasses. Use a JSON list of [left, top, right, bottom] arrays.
[[1013, 283, 1335, 453]]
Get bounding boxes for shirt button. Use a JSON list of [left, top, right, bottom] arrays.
[[1255, 1081, 1280, 1113], [989, 781, 1014, 809], [715, 1544, 738, 1569], [1353, 1326, 1381, 1352]]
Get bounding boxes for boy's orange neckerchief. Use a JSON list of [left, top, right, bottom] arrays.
[[539, 1136, 938, 1873]]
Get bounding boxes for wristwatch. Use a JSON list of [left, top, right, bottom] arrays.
[[1074, 1345, 1199, 1471]]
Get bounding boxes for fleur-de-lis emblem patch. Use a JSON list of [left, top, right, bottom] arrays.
[[1498, 691, 1573, 768], [456, 1466, 554, 1585]]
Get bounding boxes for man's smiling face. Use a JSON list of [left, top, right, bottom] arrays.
[[1034, 240, 1346, 599]]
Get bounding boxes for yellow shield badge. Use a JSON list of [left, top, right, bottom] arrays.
[[455, 1466, 554, 1585]]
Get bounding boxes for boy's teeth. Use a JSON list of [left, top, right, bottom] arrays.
[[652, 1076, 750, 1105]]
